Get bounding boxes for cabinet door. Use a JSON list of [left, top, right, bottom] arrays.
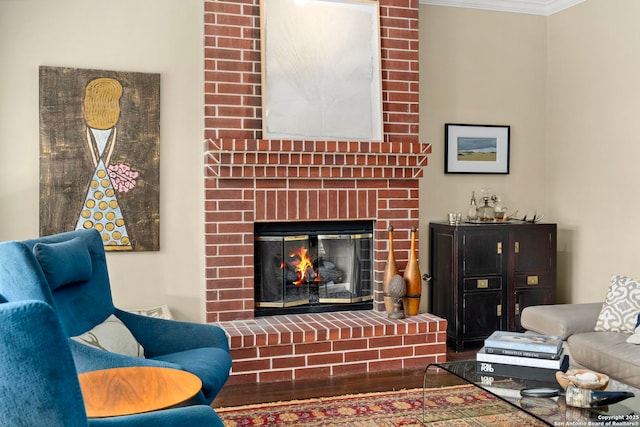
[[510, 226, 555, 274], [462, 230, 506, 276], [462, 291, 503, 343], [512, 288, 555, 331], [508, 225, 557, 331]]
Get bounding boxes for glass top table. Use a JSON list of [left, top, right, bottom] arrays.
[[424, 360, 640, 426]]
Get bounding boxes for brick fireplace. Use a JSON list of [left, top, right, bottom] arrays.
[[205, 0, 446, 384]]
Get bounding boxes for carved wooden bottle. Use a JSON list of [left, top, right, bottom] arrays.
[[382, 226, 399, 314], [403, 227, 421, 316]]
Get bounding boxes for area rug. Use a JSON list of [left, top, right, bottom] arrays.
[[216, 384, 547, 426]]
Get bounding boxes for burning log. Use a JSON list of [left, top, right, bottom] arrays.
[[285, 246, 319, 286]]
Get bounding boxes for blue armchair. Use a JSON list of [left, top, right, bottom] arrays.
[[0, 296, 224, 426], [0, 229, 231, 404]]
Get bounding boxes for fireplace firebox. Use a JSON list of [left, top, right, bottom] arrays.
[[254, 221, 374, 317]]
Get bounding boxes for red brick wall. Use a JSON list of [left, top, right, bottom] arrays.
[[204, 0, 430, 322]]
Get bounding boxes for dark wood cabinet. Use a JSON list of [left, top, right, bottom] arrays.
[[429, 221, 557, 351]]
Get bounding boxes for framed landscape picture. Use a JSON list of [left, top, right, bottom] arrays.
[[444, 124, 510, 174]]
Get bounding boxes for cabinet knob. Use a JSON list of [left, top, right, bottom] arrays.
[[527, 275, 539, 285]]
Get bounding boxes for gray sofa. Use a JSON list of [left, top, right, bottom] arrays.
[[521, 302, 640, 388]]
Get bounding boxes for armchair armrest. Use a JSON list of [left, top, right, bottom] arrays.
[[520, 303, 603, 340], [69, 339, 176, 373], [114, 309, 230, 358]]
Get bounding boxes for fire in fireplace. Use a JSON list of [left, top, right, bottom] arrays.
[[254, 221, 374, 316]]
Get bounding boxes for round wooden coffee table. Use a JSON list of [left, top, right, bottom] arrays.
[[78, 366, 202, 418]]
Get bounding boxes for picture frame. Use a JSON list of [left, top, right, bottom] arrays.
[[260, 0, 383, 141], [444, 124, 510, 174]]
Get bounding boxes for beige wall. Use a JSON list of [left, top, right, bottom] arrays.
[[547, 0, 640, 302], [419, 1, 640, 307], [418, 5, 548, 308], [0, 0, 206, 322]]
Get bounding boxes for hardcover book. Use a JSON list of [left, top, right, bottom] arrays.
[[475, 360, 567, 382], [476, 347, 569, 370], [483, 331, 563, 354], [484, 345, 563, 360]]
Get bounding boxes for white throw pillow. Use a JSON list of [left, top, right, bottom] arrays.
[[626, 313, 640, 344], [125, 304, 173, 320], [595, 275, 640, 334], [72, 314, 145, 357], [627, 327, 640, 344]]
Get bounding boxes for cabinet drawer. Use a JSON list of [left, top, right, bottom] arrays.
[[512, 273, 552, 288], [464, 277, 502, 291]]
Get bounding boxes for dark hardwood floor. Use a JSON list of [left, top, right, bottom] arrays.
[[212, 347, 478, 408]]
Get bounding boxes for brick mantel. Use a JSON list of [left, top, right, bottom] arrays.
[[204, 0, 431, 323], [206, 139, 429, 180]]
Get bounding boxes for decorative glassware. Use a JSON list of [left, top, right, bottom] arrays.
[[492, 195, 507, 220], [467, 191, 477, 220], [477, 195, 495, 221]]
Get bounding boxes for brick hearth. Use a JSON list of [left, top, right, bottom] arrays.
[[218, 311, 446, 385], [205, 0, 446, 383]]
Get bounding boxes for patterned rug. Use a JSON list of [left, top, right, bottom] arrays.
[[216, 384, 547, 426]]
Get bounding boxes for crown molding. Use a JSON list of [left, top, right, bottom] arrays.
[[419, 0, 585, 16]]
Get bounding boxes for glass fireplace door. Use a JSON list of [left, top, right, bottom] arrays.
[[255, 235, 312, 308], [254, 221, 374, 315], [317, 233, 373, 303]]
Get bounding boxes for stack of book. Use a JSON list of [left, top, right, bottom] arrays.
[[475, 330, 569, 382]]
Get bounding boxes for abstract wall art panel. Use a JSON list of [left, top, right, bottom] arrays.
[[39, 66, 160, 251]]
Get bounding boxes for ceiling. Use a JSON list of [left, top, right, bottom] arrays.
[[419, 0, 585, 16]]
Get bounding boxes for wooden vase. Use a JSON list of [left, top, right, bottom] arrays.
[[403, 227, 421, 316], [382, 226, 399, 314]]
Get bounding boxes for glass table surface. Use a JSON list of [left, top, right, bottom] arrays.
[[424, 360, 640, 426]]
